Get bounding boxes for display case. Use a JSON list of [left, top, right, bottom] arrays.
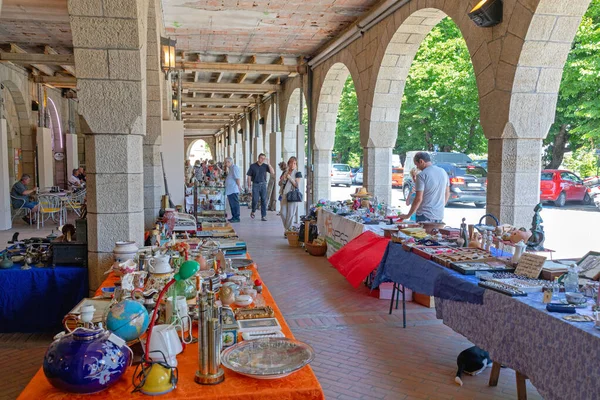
[[194, 184, 227, 223]]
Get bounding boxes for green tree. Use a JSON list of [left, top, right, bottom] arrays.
[[544, 0, 600, 172], [396, 17, 486, 158], [333, 78, 362, 166]]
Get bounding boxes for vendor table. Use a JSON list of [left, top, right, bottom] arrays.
[[317, 208, 388, 257], [18, 262, 324, 400], [374, 242, 600, 400], [0, 264, 88, 333]]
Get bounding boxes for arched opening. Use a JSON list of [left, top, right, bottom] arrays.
[[1, 81, 30, 190], [314, 62, 356, 201], [370, 9, 484, 209], [282, 88, 307, 163], [188, 139, 213, 164]]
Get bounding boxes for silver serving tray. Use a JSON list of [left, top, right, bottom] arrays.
[[221, 337, 314, 379], [231, 259, 254, 269]]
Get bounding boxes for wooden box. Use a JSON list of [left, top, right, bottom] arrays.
[[413, 292, 435, 308]]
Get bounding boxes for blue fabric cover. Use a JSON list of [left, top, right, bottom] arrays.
[[0, 265, 88, 332], [374, 243, 508, 305]]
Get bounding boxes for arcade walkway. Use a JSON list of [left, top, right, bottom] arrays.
[[0, 210, 542, 400]]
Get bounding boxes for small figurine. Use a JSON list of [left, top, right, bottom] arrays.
[[527, 203, 545, 251]]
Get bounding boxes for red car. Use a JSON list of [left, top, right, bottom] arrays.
[[540, 169, 591, 207]]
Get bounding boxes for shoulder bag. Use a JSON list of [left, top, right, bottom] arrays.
[[285, 174, 303, 202]]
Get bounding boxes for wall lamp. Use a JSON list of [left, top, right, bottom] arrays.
[[160, 37, 177, 77], [468, 0, 503, 27]]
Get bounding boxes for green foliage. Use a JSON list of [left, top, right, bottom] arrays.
[[544, 0, 600, 168], [396, 18, 486, 157], [562, 148, 599, 178], [333, 78, 362, 166]]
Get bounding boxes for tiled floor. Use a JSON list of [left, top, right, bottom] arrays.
[[0, 208, 543, 399]]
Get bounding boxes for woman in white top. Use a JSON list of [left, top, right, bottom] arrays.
[[279, 156, 302, 234]]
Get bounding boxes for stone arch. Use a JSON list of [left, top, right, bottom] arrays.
[[312, 62, 358, 200], [1, 79, 33, 183], [187, 138, 213, 161], [281, 88, 307, 162]]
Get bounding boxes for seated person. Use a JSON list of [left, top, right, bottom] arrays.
[[68, 169, 85, 191], [11, 174, 39, 224]]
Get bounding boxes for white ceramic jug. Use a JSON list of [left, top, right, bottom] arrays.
[[150, 254, 172, 274]]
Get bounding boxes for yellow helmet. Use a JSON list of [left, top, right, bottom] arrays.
[[140, 364, 176, 396]]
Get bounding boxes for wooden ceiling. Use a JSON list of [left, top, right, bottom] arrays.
[[0, 0, 379, 135]]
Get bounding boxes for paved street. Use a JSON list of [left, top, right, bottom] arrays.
[[330, 185, 599, 260]]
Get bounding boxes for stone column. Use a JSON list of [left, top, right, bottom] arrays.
[[295, 125, 306, 221], [487, 138, 543, 227], [36, 127, 54, 188], [363, 147, 392, 205], [269, 131, 282, 212], [143, 0, 163, 229], [0, 119, 11, 230], [69, 0, 148, 291], [312, 147, 330, 202], [242, 120, 250, 178], [65, 133, 79, 176], [227, 126, 234, 159]]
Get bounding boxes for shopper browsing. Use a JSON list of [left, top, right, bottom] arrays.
[[279, 156, 302, 235], [399, 152, 449, 222], [246, 153, 275, 221], [224, 157, 242, 223]]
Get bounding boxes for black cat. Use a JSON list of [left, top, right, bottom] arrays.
[[455, 346, 492, 386]]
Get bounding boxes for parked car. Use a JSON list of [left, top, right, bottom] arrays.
[[436, 163, 487, 208], [472, 159, 488, 169], [350, 167, 359, 183], [540, 169, 591, 207], [331, 163, 353, 187], [392, 167, 404, 188], [402, 151, 473, 199], [354, 167, 363, 185]]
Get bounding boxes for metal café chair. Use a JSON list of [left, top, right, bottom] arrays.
[[63, 188, 86, 217], [37, 194, 63, 229], [10, 195, 32, 222]]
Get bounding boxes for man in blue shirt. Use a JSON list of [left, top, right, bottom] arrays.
[[11, 174, 39, 224], [224, 157, 242, 222], [246, 153, 275, 221]]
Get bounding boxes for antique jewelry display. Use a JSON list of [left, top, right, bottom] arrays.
[[478, 281, 527, 297]]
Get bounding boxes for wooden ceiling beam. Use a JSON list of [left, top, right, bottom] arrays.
[[182, 107, 243, 114], [8, 44, 56, 76], [182, 98, 254, 106], [0, 50, 74, 66], [44, 46, 75, 76], [184, 124, 227, 130], [183, 115, 233, 122], [183, 82, 278, 91], [33, 75, 77, 88], [178, 61, 304, 75]]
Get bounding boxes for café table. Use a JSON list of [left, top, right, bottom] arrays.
[[374, 242, 600, 400], [0, 263, 88, 333], [17, 261, 325, 399]]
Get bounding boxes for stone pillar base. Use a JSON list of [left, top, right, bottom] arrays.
[[143, 144, 163, 229], [487, 138, 543, 227], [0, 119, 11, 230], [364, 147, 392, 205], [313, 148, 331, 202]]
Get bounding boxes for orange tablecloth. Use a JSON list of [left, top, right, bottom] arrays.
[[18, 264, 324, 400]]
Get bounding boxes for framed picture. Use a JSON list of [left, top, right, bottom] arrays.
[[577, 251, 600, 280], [237, 318, 281, 333]]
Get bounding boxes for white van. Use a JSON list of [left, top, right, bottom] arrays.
[[402, 151, 472, 198]]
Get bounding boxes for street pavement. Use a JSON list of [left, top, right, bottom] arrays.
[[329, 185, 599, 260]]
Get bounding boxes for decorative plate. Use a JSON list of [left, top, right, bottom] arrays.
[[221, 338, 315, 379], [231, 259, 254, 269]]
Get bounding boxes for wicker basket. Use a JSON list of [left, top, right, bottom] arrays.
[[305, 242, 327, 256], [286, 232, 300, 247]]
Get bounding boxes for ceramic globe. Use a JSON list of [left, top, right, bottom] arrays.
[[106, 299, 149, 342]]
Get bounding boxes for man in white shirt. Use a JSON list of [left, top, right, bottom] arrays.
[[68, 169, 84, 190]]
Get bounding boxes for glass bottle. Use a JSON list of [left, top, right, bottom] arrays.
[[563, 264, 579, 293]]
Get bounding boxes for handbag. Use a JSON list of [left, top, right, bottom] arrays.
[[286, 188, 303, 202]]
